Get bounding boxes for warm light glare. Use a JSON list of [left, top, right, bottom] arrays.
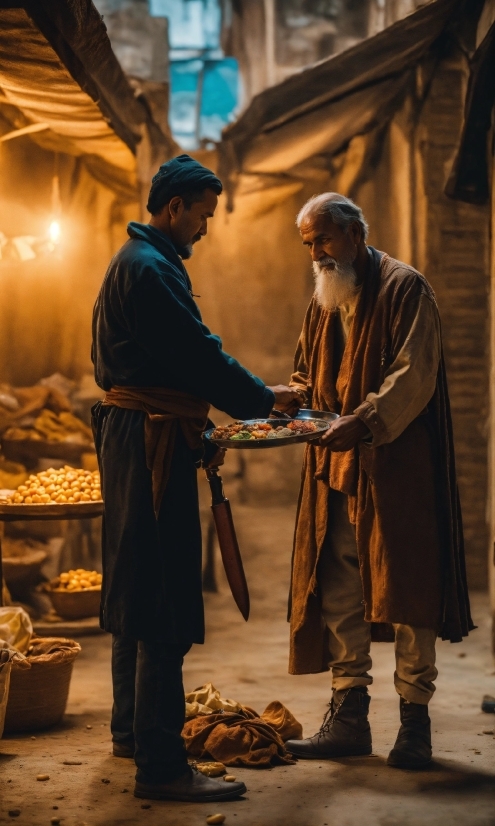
[[49, 220, 61, 244]]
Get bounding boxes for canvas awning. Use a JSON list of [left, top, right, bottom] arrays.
[[0, 0, 175, 193], [220, 0, 464, 184]]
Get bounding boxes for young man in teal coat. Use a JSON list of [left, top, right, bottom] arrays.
[[92, 155, 299, 802]]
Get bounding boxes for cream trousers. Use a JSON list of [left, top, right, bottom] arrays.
[[318, 491, 438, 704]]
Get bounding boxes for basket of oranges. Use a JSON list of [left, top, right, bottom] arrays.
[[47, 569, 102, 620]]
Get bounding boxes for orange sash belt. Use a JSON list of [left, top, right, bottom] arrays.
[[103, 386, 210, 517]]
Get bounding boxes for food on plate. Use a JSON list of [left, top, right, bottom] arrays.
[[1, 466, 101, 504], [209, 418, 329, 442], [51, 568, 102, 592]]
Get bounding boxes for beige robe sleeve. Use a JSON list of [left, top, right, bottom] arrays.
[[354, 293, 441, 447]]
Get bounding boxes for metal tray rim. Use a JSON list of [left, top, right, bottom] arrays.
[[205, 415, 337, 450]]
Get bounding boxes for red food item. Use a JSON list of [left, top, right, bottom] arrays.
[[287, 420, 317, 434]]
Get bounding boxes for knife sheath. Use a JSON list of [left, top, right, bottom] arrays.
[[206, 469, 250, 621]]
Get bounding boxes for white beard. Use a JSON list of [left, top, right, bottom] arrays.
[[313, 256, 358, 311]]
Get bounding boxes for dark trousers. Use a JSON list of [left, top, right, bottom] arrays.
[[111, 634, 191, 783]]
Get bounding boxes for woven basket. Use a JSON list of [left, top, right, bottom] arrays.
[[0, 657, 12, 738], [48, 587, 101, 620], [4, 637, 81, 733], [3, 549, 47, 593]]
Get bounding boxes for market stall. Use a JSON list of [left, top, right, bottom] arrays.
[[0, 0, 179, 740]]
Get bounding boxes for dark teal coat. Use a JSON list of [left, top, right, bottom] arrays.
[[92, 223, 274, 642]]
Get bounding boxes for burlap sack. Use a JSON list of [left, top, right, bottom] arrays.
[[19, 636, 81, 666]]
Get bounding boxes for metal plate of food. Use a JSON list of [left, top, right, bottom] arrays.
[[295, 409, 340, 422], [205, 412, 339, 450]]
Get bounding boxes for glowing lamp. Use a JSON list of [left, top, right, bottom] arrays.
[[49, 220, 61, 244]]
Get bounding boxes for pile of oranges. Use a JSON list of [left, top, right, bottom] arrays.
[[53, 568, 102, 592], [4, 466, 101, 504]]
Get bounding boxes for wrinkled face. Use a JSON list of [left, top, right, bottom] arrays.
[[299, 214, 358, 268], [300, 214, 359, 310], [168, 188, 219, 257]]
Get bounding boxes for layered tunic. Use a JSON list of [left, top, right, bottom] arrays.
[[335, 287, 441, 445], [289, 248, 473, 675], [92, 222, 274, 642]]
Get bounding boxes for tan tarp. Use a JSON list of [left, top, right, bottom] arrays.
[[220, 0, 463, 185], [0, 8, 134, 172], [0, 1, 176, 197]]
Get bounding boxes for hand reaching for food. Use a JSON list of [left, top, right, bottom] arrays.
[[267, 385, 303, 414]]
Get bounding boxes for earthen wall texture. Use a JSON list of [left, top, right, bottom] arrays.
[[419, 52, 490, 590]]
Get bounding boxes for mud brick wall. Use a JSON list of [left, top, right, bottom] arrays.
[[420, 45, 490, 589]]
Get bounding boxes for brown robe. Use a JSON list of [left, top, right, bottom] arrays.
[[288, 249, 474, 675]]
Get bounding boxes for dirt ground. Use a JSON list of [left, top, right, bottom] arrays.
[[1, 503, 495, 826]]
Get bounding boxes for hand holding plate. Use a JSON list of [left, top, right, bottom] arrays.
[[320, 414, 370, 451]]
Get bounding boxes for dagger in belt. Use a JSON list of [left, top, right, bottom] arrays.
[[205, 467, 250, 621]]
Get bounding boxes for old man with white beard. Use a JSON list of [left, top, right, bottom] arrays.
[[283, 193, 473, 769]]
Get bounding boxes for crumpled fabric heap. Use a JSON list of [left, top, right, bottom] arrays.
[[182, 688, 303, 768], [185, 683, 242, 719], [261, 700, 303, 742]]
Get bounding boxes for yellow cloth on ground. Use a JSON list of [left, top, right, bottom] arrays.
[[185, 683, 242, 718]]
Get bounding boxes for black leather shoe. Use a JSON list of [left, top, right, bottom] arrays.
[[134, 767, 247, 802], [113, 742, 134, 758], [387, 697, 432, 769], [285, 687, 372, 759]]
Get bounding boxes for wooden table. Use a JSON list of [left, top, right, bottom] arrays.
[[0, 501, 104, 607]]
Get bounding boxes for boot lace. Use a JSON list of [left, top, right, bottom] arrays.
[[317, 690, 349, 737]]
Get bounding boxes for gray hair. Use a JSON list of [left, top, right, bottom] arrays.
[[296, 193, 369, 240]]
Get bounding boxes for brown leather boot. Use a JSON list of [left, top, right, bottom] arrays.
[[285, 687, 372, 759], [387, 697, 432, 769]]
